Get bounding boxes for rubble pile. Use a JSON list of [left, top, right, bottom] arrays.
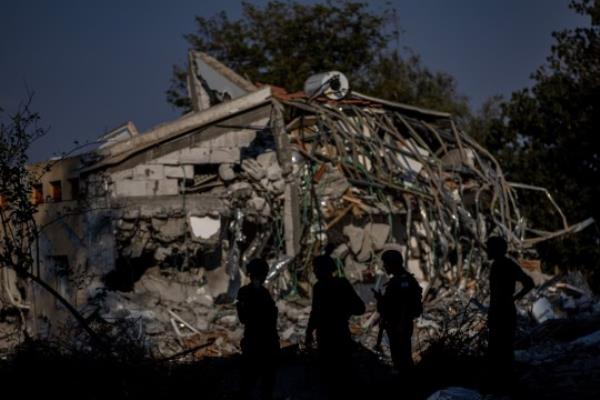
[[276, 94, 593, 297]]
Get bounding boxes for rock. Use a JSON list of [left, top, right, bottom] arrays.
[[218, 163, 236, 181]]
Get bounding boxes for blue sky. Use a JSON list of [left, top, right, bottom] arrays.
[[0, 1, 586, 161]]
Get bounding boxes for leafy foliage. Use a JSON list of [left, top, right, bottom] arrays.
[[0, 98, 46, 275], [167, 0, 469, 117], [473, 0, 600, 287]]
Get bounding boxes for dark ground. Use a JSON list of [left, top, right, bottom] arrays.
[[2, 339, 597, 400]]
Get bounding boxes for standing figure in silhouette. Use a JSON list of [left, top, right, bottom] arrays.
[[374, 249, 422, 374], [486, 236, 534, 382], [306, 255, 366, 398], [236, 258, 280, 400]]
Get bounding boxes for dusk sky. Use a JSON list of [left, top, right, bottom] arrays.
[[0, 0, 587, 162]]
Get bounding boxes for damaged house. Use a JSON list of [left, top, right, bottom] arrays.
[[0, 51, 593, 355]]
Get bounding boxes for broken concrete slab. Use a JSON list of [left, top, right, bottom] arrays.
[[241, 158, 266, 180], [189, 216, 221, 240], [164, 165, 194, 179], [257, 151, 277, 169], [343, 224, 365, 255], [218, 163, 236, 181]]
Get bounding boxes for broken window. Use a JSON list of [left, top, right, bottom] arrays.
[[68, 178, 80, 200], [32, 183, 43, 205], [50, 180, 62, 202]]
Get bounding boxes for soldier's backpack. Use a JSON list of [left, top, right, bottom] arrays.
[[402, 273, 423, 319]]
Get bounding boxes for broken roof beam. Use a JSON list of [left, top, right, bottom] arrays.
[[351, 91, 452, 120], [187, 50, 258, 111], [84, 86, 272, 173]]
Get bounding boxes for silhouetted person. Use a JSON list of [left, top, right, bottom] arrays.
[[373, 250, 422, 374], [486, 236, 534, 385], [236, 258, 280, 400], [306, 255, 365, 399]]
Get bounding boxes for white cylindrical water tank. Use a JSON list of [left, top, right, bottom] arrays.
[[303, 71, 350, 100]]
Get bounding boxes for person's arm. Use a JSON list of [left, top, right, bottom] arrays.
[[236, 289, 248, 325], [513, 261, 535, 301], [374, 318, 384, 351], [305, 285, 319, 347]]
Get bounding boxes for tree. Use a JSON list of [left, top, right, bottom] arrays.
[[476, 0, 600, 288], [167, 0, 469, 117], [0, 98, 105, 349]]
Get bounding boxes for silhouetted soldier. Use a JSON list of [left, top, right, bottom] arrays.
[[373, 249, 422, 374], [236, 258, 280, 400], [306, 255, 365, 398], [486, 236, 534, 383]]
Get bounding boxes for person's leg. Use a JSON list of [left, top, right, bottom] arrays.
[[259, 355, 277, 400], [241, 353, 260, 399], [387, 322, 414, 372]]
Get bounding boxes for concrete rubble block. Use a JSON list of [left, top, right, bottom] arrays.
[[164, 165, 194, 179], [261, 202, 272, 217], [229, 181, 253, 196], [241, 158, 266, 180], [356, 234, 373, 262], [152, 218, 185, 242], [332, 243, 349, 260], [266, 164, 283, 181], [257, 150, 278, 169], [134, 272, 199, 304], [113, 179, 179, 197], [343, 224, 365, 255], [154, 247, 171, 262], [441, 148, 476, 169], [117, 219, 136, 231], [316, 164, 350, 200], [344, 255, 367, 283], [204, 266, 230, 298], [127, 230, 150, 258], [218, 163, 236, 181], [532, 297, 557, 323], [110, 168, 134, 181], [407, 259, 425, 282], [205, 130, 256, 148], [210, 147, 241, 164], [248, 196, 266, 211], [189, 215, 221, 240], [133, 164, 165, 180], [122, 209, 141, 220], [155, 179, 180, 196], [365, 223, 391, 251], [112, 180, 147, 198], [271, 179, 285, 194]]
